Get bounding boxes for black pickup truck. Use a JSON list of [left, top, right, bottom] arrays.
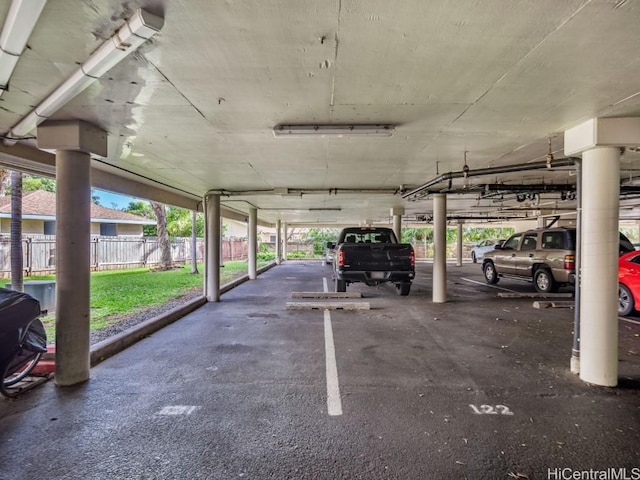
[[330, 227, 415, 295]]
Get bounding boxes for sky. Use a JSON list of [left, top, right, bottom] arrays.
[[94, 189, 141, 210]]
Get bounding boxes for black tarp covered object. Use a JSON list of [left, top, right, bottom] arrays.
[[0, 288, 46, 367]]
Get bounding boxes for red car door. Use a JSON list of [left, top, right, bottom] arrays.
[[619, 252, 640, 308]]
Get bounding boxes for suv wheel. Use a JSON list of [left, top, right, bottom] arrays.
[[534, 268, 557, 293], [483, 261, 499, 284], [619, 284, 635, 316]]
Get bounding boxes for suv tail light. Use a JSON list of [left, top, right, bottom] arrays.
[[337, 250, 345, 266], [410, 251, 415, 267], [564, 254, 575, 270]]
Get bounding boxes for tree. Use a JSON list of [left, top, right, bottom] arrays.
[[0, 169, 9, 197], [123, 201, 156, 236], [167, 207, 204, 237], [150, 201, 172, 270], [10, 171, 23, 291], [123, 200, 155, 218], [91, 188, 101, 205], [306, 228, 341, 255], [190, 210, 199, 274], [22, 175, 56, 193]]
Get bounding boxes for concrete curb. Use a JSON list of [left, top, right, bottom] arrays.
[[90, 296, 207, 366], [90, 261, 277, 366]]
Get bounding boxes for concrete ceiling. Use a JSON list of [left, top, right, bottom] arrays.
[[2, 0, 640, 225]]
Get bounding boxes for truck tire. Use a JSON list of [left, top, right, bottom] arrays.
[[335, 278, 346, 293], [396, 282, 411, 296], [483, 261, 499, 284], [534, 268, 558, 293]]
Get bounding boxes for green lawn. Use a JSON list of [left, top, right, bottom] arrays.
[[21, 260, 272, 340]]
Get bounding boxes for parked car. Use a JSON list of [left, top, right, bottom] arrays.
[[325, 241, 335, 265], [618, 250, 640, 315], [482, 227, 634, 294], [471, 239, 505, 263]]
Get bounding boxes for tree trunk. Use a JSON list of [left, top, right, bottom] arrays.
[[10, 171, 24, 291], [150, 201, 172, 270], [0, 169, 9, 197], [190, 210, 199, 274]]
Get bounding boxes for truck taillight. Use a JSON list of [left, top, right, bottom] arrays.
[[338, 250, 345, 266], [564, 254, 575, 270], [410, 251, 415, 267]]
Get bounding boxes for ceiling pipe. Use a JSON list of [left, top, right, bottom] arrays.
[[209, 187, 400, 196], [402, 157, 579, 200], [413, 214, 533, 223], [0, 0, 47, 96], [482, 183, 575, 193], [4, 8, 163, 143]]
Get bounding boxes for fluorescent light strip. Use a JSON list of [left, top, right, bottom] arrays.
[[6, 8, 163, 140], [273, 124, 394, 137], [0, 0, 47, 94]]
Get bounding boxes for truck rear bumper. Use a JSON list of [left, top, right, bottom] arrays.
[[337, 270, 415, 284]]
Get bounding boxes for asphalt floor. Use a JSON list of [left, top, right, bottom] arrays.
[[1, 261, 639, 480]]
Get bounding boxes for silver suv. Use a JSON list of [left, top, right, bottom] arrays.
[[482, 227, 634, 293]]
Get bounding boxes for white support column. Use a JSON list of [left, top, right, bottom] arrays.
[[390, 207, 404, 243], [565, 117, 640, 387], [282, 222, 288, 260], [433, 194, 447, 303], [580, 147, 620, 386], [456, 221, 463, 267], [275, 220, 282, 265], [248, 207, 257, 279], [37, 120, 107, 387], [205, 193, 221, 302]]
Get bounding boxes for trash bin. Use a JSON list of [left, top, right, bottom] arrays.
[[5, 281, 56, 312]]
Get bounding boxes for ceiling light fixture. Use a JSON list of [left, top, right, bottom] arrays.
[[5, 8, 163, 141], [273, 124, 394, 138], [0, 0, 47, 97]]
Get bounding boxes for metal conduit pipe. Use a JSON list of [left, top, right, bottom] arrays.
[[211, 188, 400, 196], [402, 157, 579, 199]]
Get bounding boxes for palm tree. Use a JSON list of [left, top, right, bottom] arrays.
[[10, 171, 23, 291], [190, 210, 199, 274]]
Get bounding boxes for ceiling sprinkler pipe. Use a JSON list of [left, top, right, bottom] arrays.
[[402, 157, 579, 199]]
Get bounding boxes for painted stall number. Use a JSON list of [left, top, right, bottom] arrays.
[[469, 404, 514, 416]]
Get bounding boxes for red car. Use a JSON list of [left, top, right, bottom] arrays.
[[618, 251, 640, 315]]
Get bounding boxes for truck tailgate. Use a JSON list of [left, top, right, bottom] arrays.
[[342, 244, 414, 270]]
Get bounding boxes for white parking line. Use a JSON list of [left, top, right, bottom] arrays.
[[323, 277, 328, 293], [620, 317, 640, 325], [461, 277, 517, 293], [324, 309, 343, 416]]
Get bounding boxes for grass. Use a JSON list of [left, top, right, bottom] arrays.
[[21, 259, 272, 341]]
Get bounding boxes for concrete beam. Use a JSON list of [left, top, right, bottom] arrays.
[[565, 117, 640, 155]]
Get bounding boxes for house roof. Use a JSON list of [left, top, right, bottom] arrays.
[[0, 190, 155, 224]]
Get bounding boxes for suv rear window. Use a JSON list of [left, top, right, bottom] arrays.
[[541, 231, 572, 250]]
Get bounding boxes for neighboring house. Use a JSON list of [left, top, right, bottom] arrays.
[[223, 218, 275, 243], [0, 190, 155, 236]]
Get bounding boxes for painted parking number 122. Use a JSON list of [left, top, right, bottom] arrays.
[[469, 404, 514, 415]]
